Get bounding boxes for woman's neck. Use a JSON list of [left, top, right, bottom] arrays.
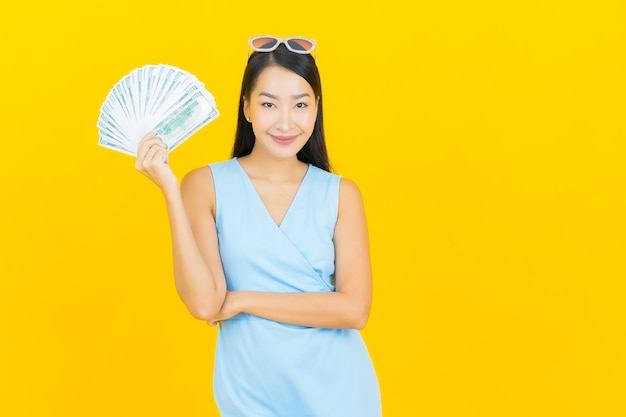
[[237, 152, 307, 182]]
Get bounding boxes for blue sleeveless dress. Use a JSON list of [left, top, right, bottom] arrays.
[[209, 158, 381, 417]]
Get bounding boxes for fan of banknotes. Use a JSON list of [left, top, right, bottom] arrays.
[[97, 64, 219, 156]]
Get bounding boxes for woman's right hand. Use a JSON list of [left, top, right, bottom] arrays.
[[134, 130, 179, 196]]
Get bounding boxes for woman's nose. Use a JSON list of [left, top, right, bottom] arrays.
[[276, 108, 292, 130]]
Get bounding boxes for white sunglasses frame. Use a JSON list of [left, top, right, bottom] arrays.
[[248, 36, 317, 57]]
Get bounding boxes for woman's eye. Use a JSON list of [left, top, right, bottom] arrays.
[[262, 102, 275, 108], [295, 102, 308, 109]]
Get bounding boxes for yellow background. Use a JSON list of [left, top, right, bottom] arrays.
[[1, 0, 625, 416]]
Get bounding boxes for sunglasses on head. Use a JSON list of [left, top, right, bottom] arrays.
[[248, 36, 316, 57]]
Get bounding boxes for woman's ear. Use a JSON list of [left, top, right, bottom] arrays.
[[243, 97, 251, 122]]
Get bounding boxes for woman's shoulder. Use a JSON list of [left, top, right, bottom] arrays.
[[308, 164, 342, 185], [338, 177, 362, 198], [180, 162, 232, 216], [180, 160, 231, 202], [182, 158, 236, 187], [306, 166, 363, 201], [337, 176, 365, 214], [182, 165, 214, 190]]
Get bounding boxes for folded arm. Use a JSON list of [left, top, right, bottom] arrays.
[[210, 178, 372, 329]]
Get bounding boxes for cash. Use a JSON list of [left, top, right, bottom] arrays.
[[97, 64, 219, 156]]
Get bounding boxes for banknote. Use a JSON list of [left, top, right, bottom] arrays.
[[155, 91, 219, 152], [97, 64, 219, 156]]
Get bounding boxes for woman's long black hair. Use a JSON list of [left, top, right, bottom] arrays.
[[232, 44, 330, 172]]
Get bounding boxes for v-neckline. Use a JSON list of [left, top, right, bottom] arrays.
[[234, 158, 311, 229]]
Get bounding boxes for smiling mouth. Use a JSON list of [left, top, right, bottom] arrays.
[[270, 134, 298, 144]]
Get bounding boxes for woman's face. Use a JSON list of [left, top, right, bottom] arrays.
[[244, 65, 317, 160]]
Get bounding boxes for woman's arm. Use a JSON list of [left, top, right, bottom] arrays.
[[210, 178, 372, 329], [136, 132, 226, 320]]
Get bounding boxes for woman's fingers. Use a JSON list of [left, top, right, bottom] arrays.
[[135, 133, 168, 170], [141, 147, 158, 168], [144, 142, 167, 163], [136, 130, 159, 154], [140, 129, 159, 142], [134, 130, 179, 192]]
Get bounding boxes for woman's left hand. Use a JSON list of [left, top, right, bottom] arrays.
[[207, 291, 244, 326]]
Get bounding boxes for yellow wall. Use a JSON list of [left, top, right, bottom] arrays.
[[1, 1, 624, 416]]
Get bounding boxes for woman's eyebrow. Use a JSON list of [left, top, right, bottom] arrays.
[[258, 92, 311, 99]]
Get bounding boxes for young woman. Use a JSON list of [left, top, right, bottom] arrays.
[[135, 36, 381, 417]]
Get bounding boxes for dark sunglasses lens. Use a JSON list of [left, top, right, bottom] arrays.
[[287, 38, 313, 52], [251, 37, 279, 50]]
